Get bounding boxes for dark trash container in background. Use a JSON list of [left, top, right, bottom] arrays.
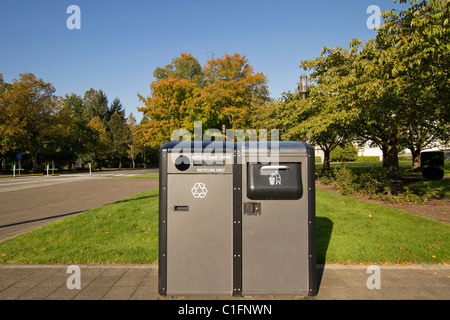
[[158, 141, 316, 296], [421, 151, 444, 180]]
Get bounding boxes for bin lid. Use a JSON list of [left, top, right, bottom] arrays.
[[160, 141, 313, 157], [241, 141, 312, 156]]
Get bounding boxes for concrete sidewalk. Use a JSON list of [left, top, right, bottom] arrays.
[[0, 264, 448, 300]]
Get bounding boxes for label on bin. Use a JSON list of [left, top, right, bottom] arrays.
[[268, 171, 282, 185], [192, 154, 231, 166], [191, 182, 208, 199], [196, 168, 226, 173]]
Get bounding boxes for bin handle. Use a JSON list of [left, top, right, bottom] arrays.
[[260, 165, 290, 171]]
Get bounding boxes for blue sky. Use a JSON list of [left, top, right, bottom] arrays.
[[0, 0, 410, 122]]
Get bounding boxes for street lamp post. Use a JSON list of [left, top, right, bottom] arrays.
[[299, 74, 308, 99]]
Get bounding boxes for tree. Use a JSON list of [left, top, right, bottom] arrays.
[[109, 97, 125, 118], [297, 43, 362, 172], [154, 53, 204, 86], [138, 53, 269, 147], [202, 53, 269, 130], [0, 73, 59, 172], [380, 0, 450, 170], [87, 116, 110, 169], [83, 89, 110, 124], [127, 113, 145, 168], [138, 78, 204, 147], [297, 0, 449, 178], [108, 111, 132, 168], [56, 93, 93, 171], [256, 85, 352, 172], [348, 0, 449, 176], [0, 73, 12, 157]]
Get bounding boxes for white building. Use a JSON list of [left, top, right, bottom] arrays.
[[314, 141, 450, 163]]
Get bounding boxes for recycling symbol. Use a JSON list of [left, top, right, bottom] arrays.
[[191, 182, 208, 199]]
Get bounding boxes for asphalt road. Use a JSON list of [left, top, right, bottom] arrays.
[[0, 169, 159, 242]]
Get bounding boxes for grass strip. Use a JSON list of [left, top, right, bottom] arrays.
[[0, 188, 448, 264], [0, 189, 159, 264], [316, 188, 449, 264]]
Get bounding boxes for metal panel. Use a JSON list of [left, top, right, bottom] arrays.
[[166, 173, 233, 295], [241, 155, 312, 295]]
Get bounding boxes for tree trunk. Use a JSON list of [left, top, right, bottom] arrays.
[[410, 148, 421, 172], [381, 144, 388, 168], [32, 151, 39, 173], [322, 150, 331, 173], [73, 156, 77, 173], [385, 143, 399, 179]]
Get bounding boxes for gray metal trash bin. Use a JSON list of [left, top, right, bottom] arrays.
[[159, 141, 316, 296]]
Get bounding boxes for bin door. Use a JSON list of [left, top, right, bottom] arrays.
[[166, 174, 233, 295], [241, 159, 311, 295]]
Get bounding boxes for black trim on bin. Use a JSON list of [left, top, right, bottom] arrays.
[[232, 148, 242, 296], [158, 144, 169, 296], [306, 145, 318, 296]]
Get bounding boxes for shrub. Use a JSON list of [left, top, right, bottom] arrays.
[[333, 167, 358, 195], [330, 144, 358, 162], [332, 167, 443, 204], [355, 156, 380, 162]]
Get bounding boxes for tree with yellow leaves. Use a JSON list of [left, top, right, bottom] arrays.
[[137, 53, 269, 147]]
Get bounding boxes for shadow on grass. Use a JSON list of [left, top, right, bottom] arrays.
[[112, 194, 158, 204], [316, 216, 333, 293], [0, 211, 84, 229]]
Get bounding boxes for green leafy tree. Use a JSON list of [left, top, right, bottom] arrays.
[[83, 89, 110, 124], [108, 111, 132, 168], [109, 97, 125, 118], [0, 73, 59, 172], [87, 116, 110, 170], [349, 0, 449, 176], [127, 113, 146, 168], [154, 53, 204, 86], [55, 93, 94, 171], [297, 43, 361, 172], [256, 85, 352, 172], [381, 0, 450, 170], [299, 0, 449, 178]]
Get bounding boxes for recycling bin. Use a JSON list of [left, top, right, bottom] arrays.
[[158, 141, 316, 296]]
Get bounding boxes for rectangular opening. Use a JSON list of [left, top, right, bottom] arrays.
[[247, 163, 302, 200], [174, 205, 189, 212]]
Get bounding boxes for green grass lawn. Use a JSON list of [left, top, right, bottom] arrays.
[[407, 179, 450, 198], [315, 188, 449, 264], [0, 189, 159, 264], [0, 187, 448, 265]]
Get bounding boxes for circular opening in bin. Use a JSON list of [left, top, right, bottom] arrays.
[[175, 155, 190, 171]]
